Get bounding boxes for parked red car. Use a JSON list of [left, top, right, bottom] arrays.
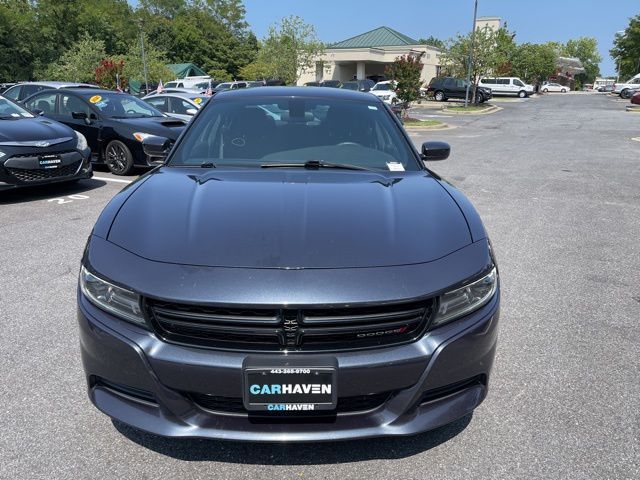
[[631, 91, 640, 105]]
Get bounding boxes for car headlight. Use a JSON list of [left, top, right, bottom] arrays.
[[133, 132, 153, 142], [74, 131, 88, 150], [432, 267, 497, 327], [79, 266, 145, 326]]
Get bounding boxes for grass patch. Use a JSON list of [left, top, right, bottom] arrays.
[[444, 104, 490, 112], [402, 118, 443, 126]]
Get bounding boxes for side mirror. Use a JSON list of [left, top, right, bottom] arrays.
[[421, 141, 450, 161], [185, 108, 198, 115], [142, 135, 172, 159], [32, 108, 44, 116], [71, 111, 87, 120]]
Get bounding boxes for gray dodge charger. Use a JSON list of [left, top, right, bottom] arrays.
[[78, 87, 500, 441]]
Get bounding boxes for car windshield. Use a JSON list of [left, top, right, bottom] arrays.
[[0, 97, 34, 118], [373, 83, 391, 91], [215, 83, 233, 91], [342, 82, 358, 90], [169, 97, 419, 171], [83, 93, 163, 118]]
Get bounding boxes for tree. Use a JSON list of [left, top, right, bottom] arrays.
[[118, 35, 173, 83], [611, 16, 640, 80], [238, 60, 272, 81], [257, 15, 324, 84], [440, 26, 502, 102], [493, 25, 517, 75], [385, 54, 424, 116], [95, 59, 126, 89], [44, 34, 106, 83], [418, 35, 445, 49], [511, 43, 557, 83], [0, 0, 38, 80], [562, 37, 601, 85], [208, 68, 233, 81]]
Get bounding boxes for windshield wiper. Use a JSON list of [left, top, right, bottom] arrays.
[[200, 162, 216, 168], [261, 160, 374, 172]]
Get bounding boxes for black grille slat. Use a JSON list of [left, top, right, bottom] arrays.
[[147, 299, 434, 352], [7, 159, 82, 182]]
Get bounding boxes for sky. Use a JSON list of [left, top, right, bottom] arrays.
[[243, 0, 640, 77]]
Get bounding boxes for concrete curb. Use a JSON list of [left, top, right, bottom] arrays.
[[404, 123, 456, 131], [441, 105, 503, 115]]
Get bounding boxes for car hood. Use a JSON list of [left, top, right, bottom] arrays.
[[107, 168, 473, 269], [0, 117, 73, 144], [110, 116, 185, 139]]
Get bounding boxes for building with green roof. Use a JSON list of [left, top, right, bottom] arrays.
[[297, 26, 442, 86]]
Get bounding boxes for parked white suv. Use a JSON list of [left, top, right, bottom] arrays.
[[479, 77, 534, 97], [370, 81, 397, 104]]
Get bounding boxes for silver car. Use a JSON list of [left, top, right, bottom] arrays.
[[142, 92, 209, 121], [3, 81, 99, 102]]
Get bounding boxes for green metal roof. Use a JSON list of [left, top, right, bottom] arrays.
[[165, 63, 208, 79], [330, 26, 418, 49]]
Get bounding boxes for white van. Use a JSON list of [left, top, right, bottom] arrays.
[[165, 76, 211, 89], [479, 77, 534, 97]]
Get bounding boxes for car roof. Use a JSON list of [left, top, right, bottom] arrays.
[[144, 92, 206, 100], [53, 88, 122, 95], [214, 86, 381, 103]]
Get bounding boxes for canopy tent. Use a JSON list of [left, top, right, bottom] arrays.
[[166, 63, 208, 79]]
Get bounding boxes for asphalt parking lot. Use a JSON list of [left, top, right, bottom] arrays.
[[1, 93, 638, 479]]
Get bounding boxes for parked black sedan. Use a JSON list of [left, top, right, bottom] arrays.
[[23, 89, 186, 175], [0, 95, 91, 191]]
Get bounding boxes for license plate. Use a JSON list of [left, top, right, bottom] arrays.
[[243, 367, 337, 412]]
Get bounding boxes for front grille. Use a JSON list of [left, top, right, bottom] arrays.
[[189, 391, 393, 415], [7, 159, 82, 182], [146, 299, 434, 352]]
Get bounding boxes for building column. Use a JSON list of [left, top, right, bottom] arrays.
[[356, 61, 366, 80]]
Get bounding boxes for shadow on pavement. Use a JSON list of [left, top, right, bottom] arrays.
[[113, 413, 472, 464], [0, 178, 107, 205]]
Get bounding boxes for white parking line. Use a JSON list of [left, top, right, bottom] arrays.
[[93, 176, 133, 184]]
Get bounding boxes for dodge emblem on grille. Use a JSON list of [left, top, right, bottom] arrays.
[[280, 312, 301, 347], [35, 141, 51, 148]]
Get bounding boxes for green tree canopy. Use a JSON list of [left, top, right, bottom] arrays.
[[511, 43, 558, 83], [561, 37, 601, 84], [418, 35, 445, 49], [611, 16, 640, 80], [45, 34, 106, 83], [256, 15, 325, 84]]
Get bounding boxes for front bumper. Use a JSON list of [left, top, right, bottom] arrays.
[[79, 285, 500, 442], [0, 148, 92, 191]]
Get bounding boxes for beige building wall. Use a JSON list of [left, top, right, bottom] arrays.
[[475, 16, 501, 31], [298, 45, 441, 85]]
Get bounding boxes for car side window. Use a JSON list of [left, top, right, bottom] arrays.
[[169, 97, 193, 115], [59, 94, 91, 117], [499, 79, 509, 85], [20, 84, 45, 100], [25, 92, 57, 114], [456, 79, 465, 88], [4, 85, 20, 100], [513, 79, 524, 87], [146, 97, 167, 112], [444, 78, 455, 87]]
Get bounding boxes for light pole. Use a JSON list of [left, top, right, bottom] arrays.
[[464, 0, 479, 107], [138, 19, 149, 94]]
